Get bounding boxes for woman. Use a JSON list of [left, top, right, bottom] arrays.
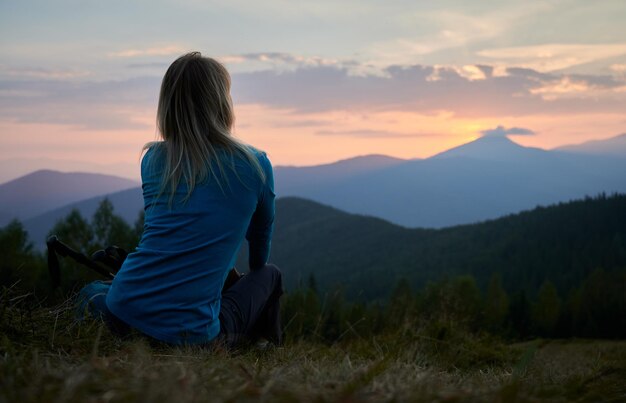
[[77, 52, 282, 347]]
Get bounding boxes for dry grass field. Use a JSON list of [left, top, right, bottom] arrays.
[[1, 289, 625, 403]]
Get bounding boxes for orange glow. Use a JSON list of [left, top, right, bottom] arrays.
[[0, 120, 153, 166], [1, 105, 624, 177]]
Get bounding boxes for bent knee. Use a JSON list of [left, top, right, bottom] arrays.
[[264, 263, 281, 279], [263, 263, 283, 291], [264, 263, 281, 274]]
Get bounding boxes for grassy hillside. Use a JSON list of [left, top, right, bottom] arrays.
[[2, 290, 626, 402], [256, 194, 626, 300]]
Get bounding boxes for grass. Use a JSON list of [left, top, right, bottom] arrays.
[[1, 287, 626, 402]]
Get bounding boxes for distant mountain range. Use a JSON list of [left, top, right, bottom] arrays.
[[0, 170, 139, 227], [273, 134, 626, 227], [0, 157, 139, 184], [6, 132, 626, 247], [556, 132, 626, 156], [275, 154, 409, 190]]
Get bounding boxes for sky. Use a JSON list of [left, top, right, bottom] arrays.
[[1, 0, 625, 179]]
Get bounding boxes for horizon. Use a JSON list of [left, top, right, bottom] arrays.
[[1, 1, 625, 175], [1, 132, 623, 183]]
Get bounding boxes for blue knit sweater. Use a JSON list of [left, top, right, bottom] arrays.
[[106, 143, 275, 344]]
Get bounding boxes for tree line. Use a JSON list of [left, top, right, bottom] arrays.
[[282, 269, 626, 342], [0, 199, 143, 297]]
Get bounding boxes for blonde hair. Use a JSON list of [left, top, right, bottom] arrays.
[[144, 51, 265, 205]]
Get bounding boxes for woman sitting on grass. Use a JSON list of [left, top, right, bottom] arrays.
[[77, 52, 283, 347]]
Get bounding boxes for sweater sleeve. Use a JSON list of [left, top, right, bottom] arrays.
[[245, 153, 275, 271]]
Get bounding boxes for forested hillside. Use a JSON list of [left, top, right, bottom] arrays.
[[3, 193, 625, 303], [258, 194, 626, 300]]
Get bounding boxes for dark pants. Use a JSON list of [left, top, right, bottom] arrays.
[[76, 264, 283, 348], [219, 264, 284, 347]]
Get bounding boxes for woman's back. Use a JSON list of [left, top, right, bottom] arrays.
[[106, 143, 275, 344], [75, 52, 282, 347]]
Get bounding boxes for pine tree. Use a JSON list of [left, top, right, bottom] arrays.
[[508, 291, 532, 339], [320, 288, 345, 343], [91, 198, 138, 251], [484, 272, 509, 333], [0, 220, 37, 288], [450, 275, 482, 329], [388, 278, 414, 329], [532, 280, 561, 337], [303, 286, 321, 337], [48, 209, 93, 253]]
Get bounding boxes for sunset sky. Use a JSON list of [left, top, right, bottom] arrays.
[[1, 0, 625, 179]]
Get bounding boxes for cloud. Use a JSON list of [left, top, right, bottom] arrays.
[[2, 56, 626, 131], [127, 62, 170, 69], [315, 129, 434, 138], [220, 52, 388, 78], [0, 66, 90, 80], [611, 64, 626, 73], [529, 77, 592, 100], [528, 74, 626, 100], [477, 43, 626, 72], [271, 119, 329, 128], [364, 3, 553, 67], [220, 52, 350, 75], [231, 62, 626, 117], [108, 45, 186, 58], [0, 76, 160, 130], [480, 125, 535, 137], [226, 52, 339, 66], [610, 64, 626, 81], [427, 65, 487, 81]]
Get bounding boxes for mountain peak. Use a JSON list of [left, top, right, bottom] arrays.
[[0, 170, 139, 225], [276, 154, 407, 170], [330, 154, 408, 168], [474, 135, 517, 143], [431, 135, 543, 161]]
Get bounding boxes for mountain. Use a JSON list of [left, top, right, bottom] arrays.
[[432, 135, 547, 161], [16, 135, 626, 242], [23, 187, 143, 248], [0, 170, 139, 226], [274, 154, 407, 194], [0, 158, 139, 184], [277, 154, 407, 173], [275, 136, 626, 227], [555, 133, 626, 156], [242, 195, 626, 300]]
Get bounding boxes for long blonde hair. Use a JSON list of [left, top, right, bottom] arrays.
[[144, 52, 265, 205]]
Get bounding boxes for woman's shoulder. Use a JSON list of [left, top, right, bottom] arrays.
[[144, 141, 165, 155], [237, 144, 272, 172], [235, 145, 273, 190], [245, 145, 269, 161], [141, 141, 166, 173]]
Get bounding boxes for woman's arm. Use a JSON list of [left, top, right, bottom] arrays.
[[245, 154, 275, 270]]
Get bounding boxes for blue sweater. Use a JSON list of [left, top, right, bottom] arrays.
[[106, 143, 275, 344]]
